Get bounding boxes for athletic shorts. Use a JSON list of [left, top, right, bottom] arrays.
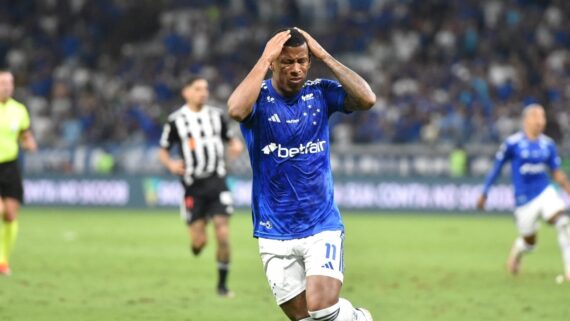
[[259, 230, 345, 305], [0, 160, 23, 203], [514, 185, 568, 236], [180, 176, 233, 225]]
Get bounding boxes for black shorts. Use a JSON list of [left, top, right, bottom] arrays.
[[0, 160, 24, 203], [182, 176, 233, 225]]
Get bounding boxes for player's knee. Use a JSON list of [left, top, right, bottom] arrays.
[[554, 214, 569, 228], [548, 212, 568, 225], [191, 236, 207, 254], [194, 238, 207, 248], [518, 237, 536, 252], [191, 242, 206, 256]]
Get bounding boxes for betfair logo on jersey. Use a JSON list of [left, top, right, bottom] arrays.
[[519, 163, 546, 174], [262, 141, 326, 158]]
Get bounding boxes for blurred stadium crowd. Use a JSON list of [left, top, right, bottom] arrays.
[[1, 0, 569, 149]]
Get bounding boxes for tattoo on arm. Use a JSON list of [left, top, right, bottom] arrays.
[[322, 55, 376, 111]]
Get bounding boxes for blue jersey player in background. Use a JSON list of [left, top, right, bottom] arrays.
[[228, 28, 376, 321], [477, 104, 570, 282]]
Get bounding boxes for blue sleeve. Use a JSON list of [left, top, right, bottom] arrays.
[[482, 142, 512, 195], [548, 142, 561, 171], [319, 79, 348, 116]]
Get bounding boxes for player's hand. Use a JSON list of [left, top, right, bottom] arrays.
[[168, 160, 185, 176], [261, 30, 291, 64], [294, 27, 329, 60], [227, 139, 244, 160], [476, 195, 487, 211], [20, 130, 37, 152]]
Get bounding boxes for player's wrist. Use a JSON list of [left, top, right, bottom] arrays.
[[257, 57, 272, 70]]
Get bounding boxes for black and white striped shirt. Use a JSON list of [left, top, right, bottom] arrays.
[[160, 104, 234, 185]]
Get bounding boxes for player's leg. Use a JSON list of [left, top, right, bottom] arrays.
[[507, 234, 536, 275], [0, 165, 23, 276], [212, 214, 232, 296], [0, 197, 6, 275], [260, 237, 309, 320], [182, 187, 208, 256], [509, 199, 541, 274], [188, 218, 207, 256], [207, 178, 234, 296], [541, 187, 570, 280], [546, 212, 570, 279], [0, 197, 20, 275], [280, 291, 310, 321], [305, 231, 372, 321]]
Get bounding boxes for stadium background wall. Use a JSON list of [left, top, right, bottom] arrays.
[[23, 175, 569, 213]]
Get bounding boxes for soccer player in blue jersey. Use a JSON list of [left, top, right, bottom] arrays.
[[227, 28, 376, 321], [477, 104, 570, 282]]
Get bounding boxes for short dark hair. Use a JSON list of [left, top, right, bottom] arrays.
[[272, 27, 307, 48], [183, 76, 206, 88]]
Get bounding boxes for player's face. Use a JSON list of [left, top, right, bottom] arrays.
[[272, 44, 310, 95], [524, 107, 546, 135], [182, 79, 209, 107], [0, 72, 14, 102]]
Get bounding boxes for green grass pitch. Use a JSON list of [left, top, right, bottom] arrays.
[[1, 209, 569, 321]]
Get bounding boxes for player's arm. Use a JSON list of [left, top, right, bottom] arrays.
[[19, 107, 37, 152], [158, 121, 185, 176], [158, 148, 185, 176], [548, 144, 570, 195], [19, 129, 37, 152], [227, 30, 292, 122], [227, 138, 244, 160], [295, 28, 376, 112], [477, 143, 511, 210], [220, 114, 243, 160], [552, 169, 570, 195]]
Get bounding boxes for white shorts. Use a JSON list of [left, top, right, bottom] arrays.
[[259, 230, 345, 305], [514, 186, 568, 236]]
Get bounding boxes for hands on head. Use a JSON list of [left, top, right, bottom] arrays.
[[293, 27, 329, 61], [261, 28, 329, 64], [261, 30, 292, 64]]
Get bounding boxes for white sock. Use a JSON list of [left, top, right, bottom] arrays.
[[555, 215, 570, 275], [298, 318, 312, 321], [309, 298, 369, 321]]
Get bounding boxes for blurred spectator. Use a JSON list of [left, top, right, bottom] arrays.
[[0, 0, 569, 149]]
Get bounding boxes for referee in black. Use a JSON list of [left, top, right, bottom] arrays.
[[159, 76, 243, 297]]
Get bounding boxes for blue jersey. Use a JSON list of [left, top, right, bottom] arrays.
[[482, 132, 561, 206], [240, 78, 349, 240]]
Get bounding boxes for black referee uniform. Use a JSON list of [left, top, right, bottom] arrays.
[[160, 104, 234, 224]]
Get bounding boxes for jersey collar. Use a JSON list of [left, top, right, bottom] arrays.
[[183, 104, 207, 114], [0, 98, 13, 108], [267, 79, 304, 105]]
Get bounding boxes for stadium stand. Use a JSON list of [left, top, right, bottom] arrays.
[[1, 0, 568, 149]]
